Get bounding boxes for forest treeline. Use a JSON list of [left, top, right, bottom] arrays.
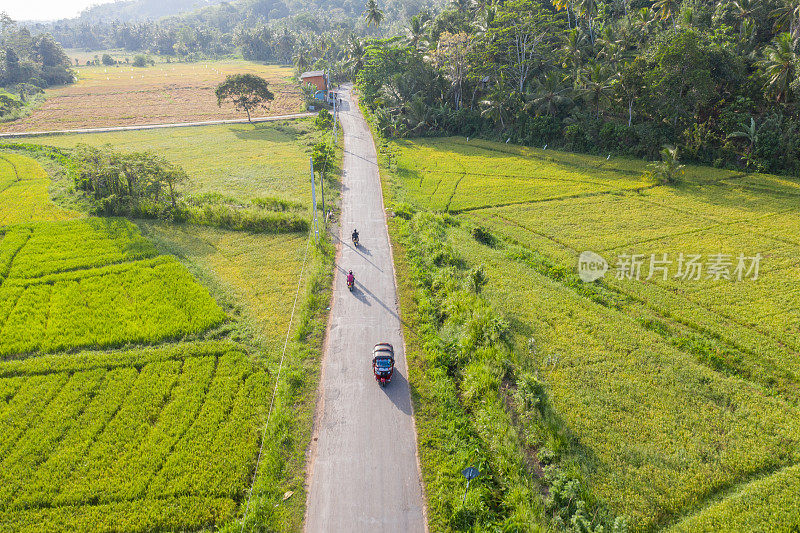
[[22, 0, 435, 60], [1, 14, 73, 92], [9, 0, 800, 174], [349, 0, 800, 174]]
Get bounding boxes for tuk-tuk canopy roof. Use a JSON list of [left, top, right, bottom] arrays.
[[373, 342, 394, 355]]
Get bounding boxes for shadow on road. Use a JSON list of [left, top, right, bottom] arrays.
[[356, 244, 373, 256], [381, 370, 413, 416], [335, 239, 383, 272], [352, 283, 371, 306], [344, 149, 378, 167]]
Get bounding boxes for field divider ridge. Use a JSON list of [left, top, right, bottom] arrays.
[[450, 183, 660, 214], [0, 113, 316, 138]]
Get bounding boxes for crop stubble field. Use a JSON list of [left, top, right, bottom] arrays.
[[0, 115, 330, 531], [386, 136, 800, 531], [0, 61, 302, 132]]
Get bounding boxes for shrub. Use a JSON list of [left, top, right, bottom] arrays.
[[72, 144, 186, 216], [132, 55, 154, 68], [392, 202, 415, 220], [470, 225, 495, 246], [311, 141, 334, 177], [315, 108, 333, 130]]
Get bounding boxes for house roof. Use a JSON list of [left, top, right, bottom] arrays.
[[300, 70, 326, 78]]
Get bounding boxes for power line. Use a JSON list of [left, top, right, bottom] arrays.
[[240, 231, 312, 532]]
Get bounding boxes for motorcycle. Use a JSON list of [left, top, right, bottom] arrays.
[[352, 232, 359, 247], [347, 276, 354, 291]]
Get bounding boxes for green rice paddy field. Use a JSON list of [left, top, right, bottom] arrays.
[[26, 118, 322, 206], [0, 120, 331, 531], [385, 136, 800, 531]]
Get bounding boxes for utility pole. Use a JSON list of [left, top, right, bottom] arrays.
[[310, 157, 318, 244], [319, 160, 325, 219]]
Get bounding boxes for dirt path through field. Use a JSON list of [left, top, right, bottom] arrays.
[[304, 85, 426, 531], [0, 112, 314, 138]]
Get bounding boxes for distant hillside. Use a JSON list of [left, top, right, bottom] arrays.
[[77, 0, 228, 22]]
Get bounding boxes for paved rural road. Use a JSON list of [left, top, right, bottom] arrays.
[[305, 85, 426, 532], [0, 112, 314, 137]]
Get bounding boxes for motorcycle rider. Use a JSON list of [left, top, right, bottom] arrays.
[[347, 270, 355, 287], [352, 228, 359, 244]]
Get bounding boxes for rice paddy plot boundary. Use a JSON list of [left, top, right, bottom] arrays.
[[0, 113, 315, 138]]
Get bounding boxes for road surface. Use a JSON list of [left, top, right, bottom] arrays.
[[0, 112, 314, 138], [305, 85, 426, 531]]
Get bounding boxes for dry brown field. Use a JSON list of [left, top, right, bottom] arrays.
[[0, 60, 302, 132]]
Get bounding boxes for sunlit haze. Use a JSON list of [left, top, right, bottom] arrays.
[[3, 0, 116, 21]]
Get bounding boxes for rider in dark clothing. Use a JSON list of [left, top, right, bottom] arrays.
[[352, 228, 359, 245]]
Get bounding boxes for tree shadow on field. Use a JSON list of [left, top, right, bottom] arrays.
[[655, 178, 800, 220], [228, 122, 303, 143], [135, 219, 217, 260]]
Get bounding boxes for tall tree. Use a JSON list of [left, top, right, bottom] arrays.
[[484, 0, 557, 94], [772, 0, 800, 41], [757, 32, 797, 102], [431, 32, 472, 109], [406, 14, 430, 51], [579, 61, 617, 117], [364, 0, 385, 30], [526, 72, 573, 116], [215, 74, 274, 122]]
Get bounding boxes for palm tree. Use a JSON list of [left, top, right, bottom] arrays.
[[480, 96, 507, 130], [402, 94, 432, 133], [596, 27, 624, 66], [526, 73, 574, 116], [649, 145, 684, 184], [653, 0, 680, 26], [757, 32, 797, 102], [345, 34, 365, 76], [577, 0, 599, 43], [364, 0, 385, 30], [561, 29, 588, 88], [727, 117, 759, 164], [552, 0, 576, 29], [294, 46, 311, 73], [772, 0, 800, 41], [472, 3, 496, 38], [732, 0, 762, 34], [406, 14, 429, 51], [579, 61, 617, 117], [635, 7, 655, 31], [450, 0, 471, 13]]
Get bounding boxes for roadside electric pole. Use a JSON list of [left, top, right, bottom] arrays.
[[310, 156, 318, 244]]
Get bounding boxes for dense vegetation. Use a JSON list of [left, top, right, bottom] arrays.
[[21, 0, 439, 65], [354, 0, 800, 175], [0, 14, 73, 94]]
